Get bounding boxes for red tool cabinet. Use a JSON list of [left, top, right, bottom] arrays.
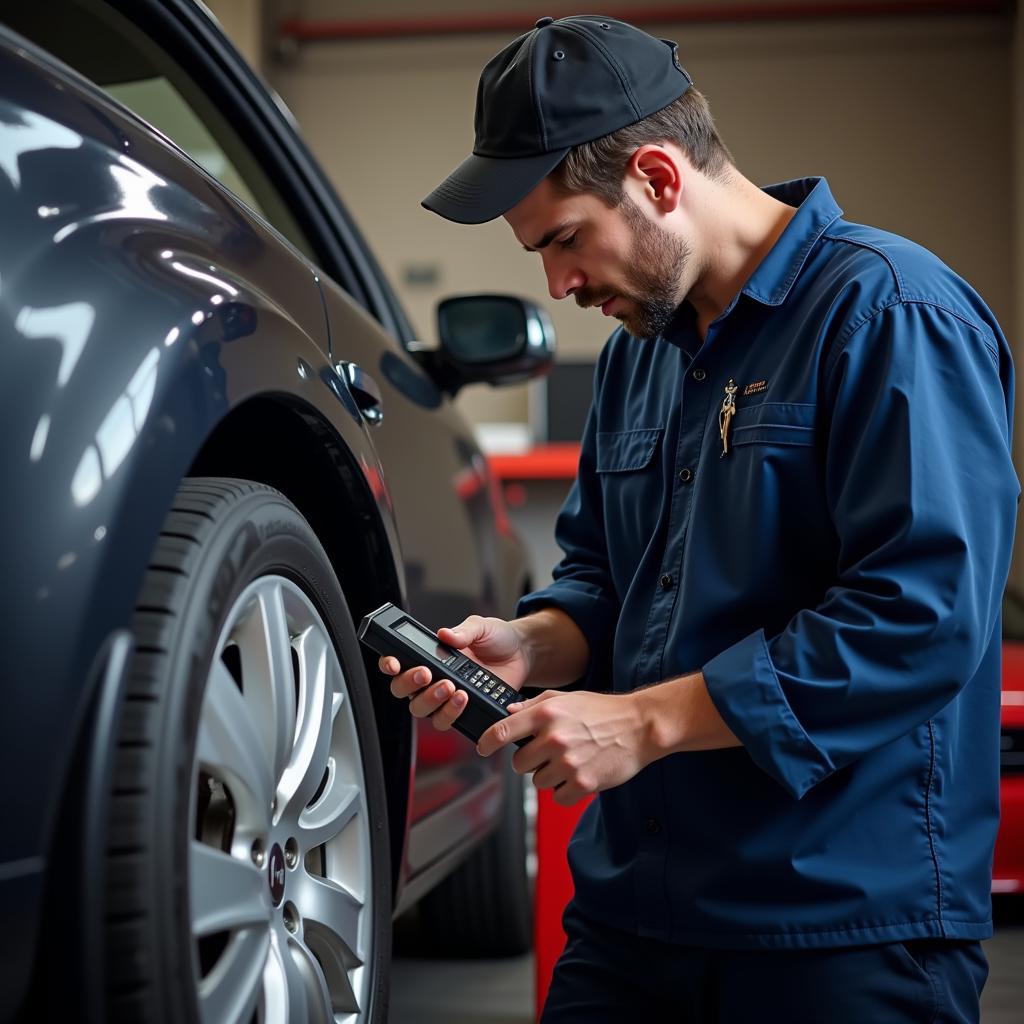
[[533, 790, 593, 1021]]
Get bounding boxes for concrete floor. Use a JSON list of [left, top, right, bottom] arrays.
[[391, 906, 1024, 1023]]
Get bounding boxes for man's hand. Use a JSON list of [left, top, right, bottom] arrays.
[[378, 615, 530, 731], [476, 673, 742, 804], [477, 689, 654, 805]]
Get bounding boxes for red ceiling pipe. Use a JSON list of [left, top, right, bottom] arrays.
[[278, 1, 1008, 42]]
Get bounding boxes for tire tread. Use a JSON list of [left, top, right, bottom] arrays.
[[105, 479, 270, 1016]]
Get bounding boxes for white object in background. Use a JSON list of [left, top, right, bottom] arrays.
[[474, 422, 533, 454]]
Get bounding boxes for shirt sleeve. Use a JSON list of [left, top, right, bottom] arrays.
[[517, 361, 620, 691], [703, 299, 1019, 799]]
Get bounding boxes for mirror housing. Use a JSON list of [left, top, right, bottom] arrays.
[[422, 294, 555, 395]]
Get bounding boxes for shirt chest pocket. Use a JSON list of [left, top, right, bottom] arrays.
[[729, 402, 817, 448], [596, 428, 664, 543], [596, 428, 663, 471]]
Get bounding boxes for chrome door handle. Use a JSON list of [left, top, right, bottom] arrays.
[[337, 361, 383, 426]]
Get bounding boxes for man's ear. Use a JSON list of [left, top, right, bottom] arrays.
[[626, 145, 682, 212]]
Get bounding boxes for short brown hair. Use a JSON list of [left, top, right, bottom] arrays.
[[550, 88, 734, 207]]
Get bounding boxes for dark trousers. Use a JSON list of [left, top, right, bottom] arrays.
[[541, 901, 988, 1024]]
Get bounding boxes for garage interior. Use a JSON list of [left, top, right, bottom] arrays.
[[199, 0, 1021, 1020]]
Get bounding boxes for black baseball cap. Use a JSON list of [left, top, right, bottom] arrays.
[[422, 15, 692, 225]]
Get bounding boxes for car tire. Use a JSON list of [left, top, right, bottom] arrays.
[[103, 478, 391, 1023], [403, 759, 533, 958]]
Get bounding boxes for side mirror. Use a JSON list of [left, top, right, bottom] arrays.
[[429, 294, 555, 394]]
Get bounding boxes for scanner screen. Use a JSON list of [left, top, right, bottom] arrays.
[[396, 620, 452, 660]]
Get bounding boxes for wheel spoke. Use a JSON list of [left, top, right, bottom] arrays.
[[260, 931, 293, 1024], [303, 924, 361, 1016], [197, 663, 274, 817], [197, 921, 269, 1024], [235, 580, 297, 783], [190, 840, 269, 937], [277, 627, 332, 820], [292, 870, 364, 968], [299, 777, 362, 850], [287, 932, 334, 1024]]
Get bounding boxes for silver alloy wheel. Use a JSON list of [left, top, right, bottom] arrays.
[[188, 574, 373, 1024]]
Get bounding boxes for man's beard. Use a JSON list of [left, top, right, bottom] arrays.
[[576, 195, 691, 339]]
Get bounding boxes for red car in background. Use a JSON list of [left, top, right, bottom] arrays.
[[996, 590, 1024, 895]]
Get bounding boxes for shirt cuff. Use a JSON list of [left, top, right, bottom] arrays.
[[517, 582, 617, 692], [702, 629, 834, 800]]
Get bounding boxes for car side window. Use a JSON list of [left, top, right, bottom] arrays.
[[6, 0, 318, 263]]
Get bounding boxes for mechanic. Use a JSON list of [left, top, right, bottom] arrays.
[[380, 14, 1019, 1023]]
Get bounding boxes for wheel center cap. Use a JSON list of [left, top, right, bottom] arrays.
[[267, 843, 286, 906]]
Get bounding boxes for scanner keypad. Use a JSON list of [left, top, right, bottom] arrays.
[[452, 656, 515, 707]]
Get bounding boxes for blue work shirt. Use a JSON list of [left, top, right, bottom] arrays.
[[518, 177, 1019, 949]]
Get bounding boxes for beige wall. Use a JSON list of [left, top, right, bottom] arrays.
[[275, 0, 994, 23], [205, 0, 265, 70], [267, 12, 1014, 428]]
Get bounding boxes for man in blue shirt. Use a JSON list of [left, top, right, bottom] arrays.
[[383, 15, 1018, 1022]]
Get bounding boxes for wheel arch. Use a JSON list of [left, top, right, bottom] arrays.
[[186, 395, 415, 900]]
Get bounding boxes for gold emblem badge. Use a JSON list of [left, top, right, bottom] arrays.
[[742, 379, 768, 396], [719, 379, 738, 457]]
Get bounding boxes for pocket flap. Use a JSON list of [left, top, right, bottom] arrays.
[[731, 402, 816, 448], [596, 428, 663, 472]]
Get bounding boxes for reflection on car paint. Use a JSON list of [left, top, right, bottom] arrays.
[[0, 108, 83, 188], [70, 345, 160, 507], [452, 462, 484, 501], [52, 151, 168, 243], [164, 253, 239, 296], [15, 301, 95, 387], [360, 456, 392, 512], [29, 414, 50, 462]]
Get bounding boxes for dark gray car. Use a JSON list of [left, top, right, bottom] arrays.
[[0, 2, 553, 1021]]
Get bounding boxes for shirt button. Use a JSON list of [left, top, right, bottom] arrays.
[[645, 818, 662, 835], [692, 368, 706, 381], [659, 573, 673, 590], [678, 467, 693, 483]]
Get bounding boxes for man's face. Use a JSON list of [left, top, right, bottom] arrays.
[[505, 177, 692, 339]]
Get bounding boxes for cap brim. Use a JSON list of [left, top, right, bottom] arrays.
[[422, 148, 570, 225]]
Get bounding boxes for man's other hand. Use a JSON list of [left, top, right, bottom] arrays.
[[477, 689, 653, 805]]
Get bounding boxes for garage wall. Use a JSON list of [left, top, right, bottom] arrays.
[[206, 0, 264, 69], [266, 7, 1014, 434]]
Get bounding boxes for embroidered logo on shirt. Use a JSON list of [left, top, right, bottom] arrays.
[[742, 379, 768, 396]]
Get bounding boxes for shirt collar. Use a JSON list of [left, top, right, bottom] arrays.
[[655, 177, 842, 355], [741, 177, 843, 307]]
